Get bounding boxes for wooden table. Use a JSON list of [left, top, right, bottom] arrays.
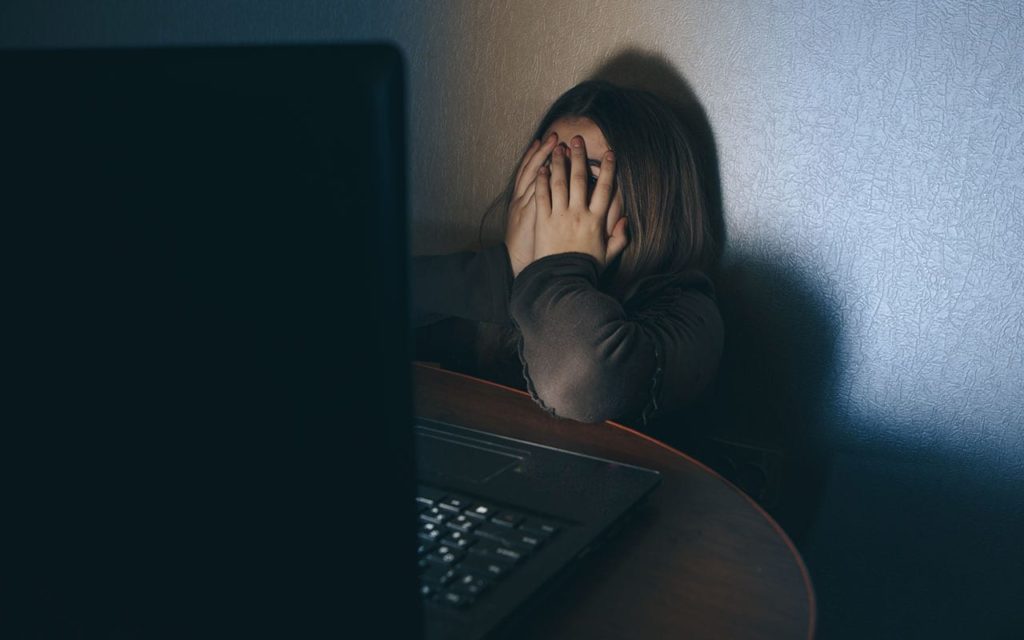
[[414, 362, 815, 639]]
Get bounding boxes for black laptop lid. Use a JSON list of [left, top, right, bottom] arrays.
[[1, 43, 420, 637]]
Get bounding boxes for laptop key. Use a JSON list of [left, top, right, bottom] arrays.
[[460, 554, 511, 579], [490, 511, 525, 528], [425, 545, 465, 566], [451, 572, 490, 597], [475, 522, 515, 546], [445, 514, 479, 533], [492, 545, 527, 563], [440, 531, 476, 550], [419, 507, 450, 525], [421, 566, 457, 587], [514, 532, 546, 549], [437, 590, 473, 608], [439, 496, 471, 513], [466, 540, 514, 559], [519, 518, 560, 537], [464, 503, 495, 521], [469, 539, 528, 565], [418, 522, 443, 543]]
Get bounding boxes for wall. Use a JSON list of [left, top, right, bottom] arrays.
[[3, 1, 1022, 637]]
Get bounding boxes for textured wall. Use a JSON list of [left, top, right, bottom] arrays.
[[3, 0, 1023, 636], [412, 0, 1024, 458]]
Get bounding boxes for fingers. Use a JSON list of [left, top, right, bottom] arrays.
[[514, 139, 538, 190], [548, 144, 569, 211], [568, 136, 589, 210], [605, 187, 622, 237], [518, 186, 538, 225], [589, 150, 615, 215], [515, 133, 559, 199], [535, 164, 552, 219], [522, 180, 536, 204], [605, 215, 629, 265]]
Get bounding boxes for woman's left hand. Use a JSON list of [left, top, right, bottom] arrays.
[[533, 135, 629, 273]]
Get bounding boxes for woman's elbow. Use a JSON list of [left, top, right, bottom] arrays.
[[532, 368, 637, 424]]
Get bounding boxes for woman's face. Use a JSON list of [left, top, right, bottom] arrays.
[[541, 116, 625, 237]]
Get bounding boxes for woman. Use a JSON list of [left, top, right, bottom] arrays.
[[412, 80, 722, 430]]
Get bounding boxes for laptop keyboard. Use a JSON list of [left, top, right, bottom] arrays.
[[416, 485, 561, 610]]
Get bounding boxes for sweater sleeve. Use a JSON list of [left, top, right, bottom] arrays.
[[509, 252, 723, 427], [410, 243, 515, 328]]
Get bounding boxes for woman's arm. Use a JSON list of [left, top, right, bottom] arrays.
[[410, 243, 515, 328], [509, 252, 723, 427]]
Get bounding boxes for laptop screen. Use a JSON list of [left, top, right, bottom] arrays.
[[1, 43, 420, 637]]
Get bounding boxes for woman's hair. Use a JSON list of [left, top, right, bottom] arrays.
[[479, 79, 717, 301]]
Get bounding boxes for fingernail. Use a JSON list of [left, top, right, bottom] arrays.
[[571, 136, 582, 148], [606, 151, 615, 161]]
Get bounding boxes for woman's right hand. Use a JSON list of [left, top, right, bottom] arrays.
[[505, 132, 559, 277]]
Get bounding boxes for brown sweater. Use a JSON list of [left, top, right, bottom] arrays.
[[411, 244, 723, 429]]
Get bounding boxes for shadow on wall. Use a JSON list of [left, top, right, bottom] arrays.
[[709, 253, 838, 545], [591, 51, 836, 544]]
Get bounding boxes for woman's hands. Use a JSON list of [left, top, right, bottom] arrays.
[[505, 132, 628, 278], [533, 136, 628, 272], [505, 132, 560, 278]]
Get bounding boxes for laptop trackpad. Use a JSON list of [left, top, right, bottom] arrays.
[[416, 432, 526, 484]]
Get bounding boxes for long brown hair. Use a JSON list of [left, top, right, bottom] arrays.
[[479, 79, 716, 300]]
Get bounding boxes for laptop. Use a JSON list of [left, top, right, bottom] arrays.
[[0, 43, 660, 639], [414, 417, 660, 639]]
